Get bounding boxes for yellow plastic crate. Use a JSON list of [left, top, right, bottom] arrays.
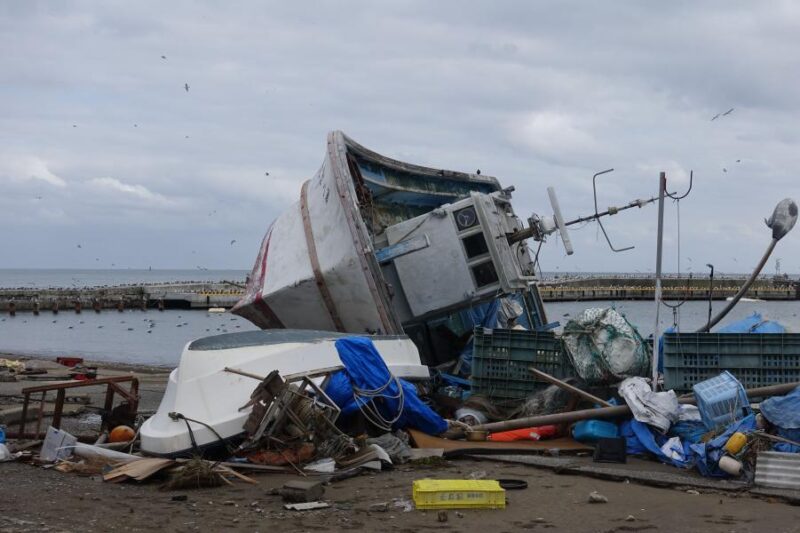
[[412, 479, 506, 509]]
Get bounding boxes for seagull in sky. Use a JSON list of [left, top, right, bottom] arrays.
[[184, 83, 190, 92], [77, 244, 82, 249], [161, 55, 167, 60], [711, 108, 735, 121], [265, 171, 269, 176], [230, 239, 237, 245]]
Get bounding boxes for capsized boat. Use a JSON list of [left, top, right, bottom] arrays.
[[139, 330, 430, 456], [232, 131, 553, 365]]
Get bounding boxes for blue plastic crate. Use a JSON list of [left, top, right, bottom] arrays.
[[692, 371, 752, 431]]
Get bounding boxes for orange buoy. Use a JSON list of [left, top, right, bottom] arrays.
[[109, 425, 136, 443]]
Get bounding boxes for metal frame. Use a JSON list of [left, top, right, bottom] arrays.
[[16, 376, 139, 439]]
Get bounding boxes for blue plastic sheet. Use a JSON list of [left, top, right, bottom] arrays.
[[327, 337, 448, 436], [621, 415, 759, 476], [759, 385, 800, 453], [717, 312, 786, 333], [760, 385, 800, 429], [456, 299, 500, 375]]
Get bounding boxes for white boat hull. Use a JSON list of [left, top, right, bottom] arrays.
[[140, 330, 430, 456]]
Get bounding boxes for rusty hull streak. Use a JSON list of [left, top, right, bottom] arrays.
[[300, 180, 346, 332]]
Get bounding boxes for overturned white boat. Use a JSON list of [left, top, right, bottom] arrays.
[[140, 330, 429, 456]]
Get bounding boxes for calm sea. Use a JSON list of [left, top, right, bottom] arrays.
[[0, 270, 797, 367]]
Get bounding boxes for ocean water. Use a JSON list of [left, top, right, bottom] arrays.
[[0, 298, 797, 367], [0, 269, 797, 367]]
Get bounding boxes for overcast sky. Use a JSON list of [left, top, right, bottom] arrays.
[[1, 1, 798, 274]]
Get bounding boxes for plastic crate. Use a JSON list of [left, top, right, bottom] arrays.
[[470, 328, 572, 402], [663, 333, 800, 392], [693, 371, 752, 430], [412, 479, 506, 509]]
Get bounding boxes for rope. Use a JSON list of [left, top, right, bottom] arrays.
[[351, 373, 405, 432]]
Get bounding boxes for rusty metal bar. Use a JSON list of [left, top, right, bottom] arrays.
[[20, 375, 137, 395], [18, 393, 30, 437], [35, 391, 46, 439]]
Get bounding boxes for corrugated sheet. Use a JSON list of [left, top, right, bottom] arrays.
[[755, 451, 800, 490]]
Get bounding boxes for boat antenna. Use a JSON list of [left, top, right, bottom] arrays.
[[696, 198, 798, 332], [592, 169, 634, 252]]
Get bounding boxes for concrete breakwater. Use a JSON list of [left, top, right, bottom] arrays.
[[0, 275, 796, 314], [537, 275, 797, 302], [0, 281, 246, 313]]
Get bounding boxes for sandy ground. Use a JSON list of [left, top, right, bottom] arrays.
[[1, 356, 800, 532], [2, 457, 800, 533]]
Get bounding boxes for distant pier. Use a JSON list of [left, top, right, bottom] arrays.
[[0, 275, 796, 314], [0, 281, 245, 313]]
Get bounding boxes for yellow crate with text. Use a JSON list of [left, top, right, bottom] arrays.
[[412, 479, 506, 509]]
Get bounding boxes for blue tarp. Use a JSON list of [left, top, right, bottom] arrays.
[[620, 414, 759, 476], [717, 312, 786, 333], [456, 299, 500, 375], [326, 337, 448, 436], [759, 385, 800, 452]]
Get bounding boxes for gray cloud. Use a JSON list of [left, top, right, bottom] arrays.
[[0, 1, 798, 273]]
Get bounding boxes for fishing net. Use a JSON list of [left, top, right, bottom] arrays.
[[562, 308, 650, 385]]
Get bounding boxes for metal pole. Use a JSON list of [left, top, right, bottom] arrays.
[[466, 381, 800, 435], [651, 172, 666, 390], [706, 263, 714, 327]]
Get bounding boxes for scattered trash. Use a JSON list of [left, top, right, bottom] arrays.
[[618, 377, 680, 433], [368, 502, 390, 513], [284, 501, 330, 511], [437, 510, 448, 522], [280, 480, 325, 503], [588, 491, 608, 504], [685, 489, 700, 495]]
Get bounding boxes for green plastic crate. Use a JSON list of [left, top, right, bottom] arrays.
[[663, 333, 800, 392], [470, 328, 573, 402]]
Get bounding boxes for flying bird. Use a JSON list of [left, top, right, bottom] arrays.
[[72, 124, 77, 128], [161, 55, 167, 59], [230, 239, 237, 245], [711, 108, 735, 121], [723, 168, 728, 173], [184, 83, 190, 92], [265, 171, 269, 176], [736, 159, 741, 163], [476, 169, 481, 175], [134, 124, 138, 128], [77, 244, 82, 248]]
